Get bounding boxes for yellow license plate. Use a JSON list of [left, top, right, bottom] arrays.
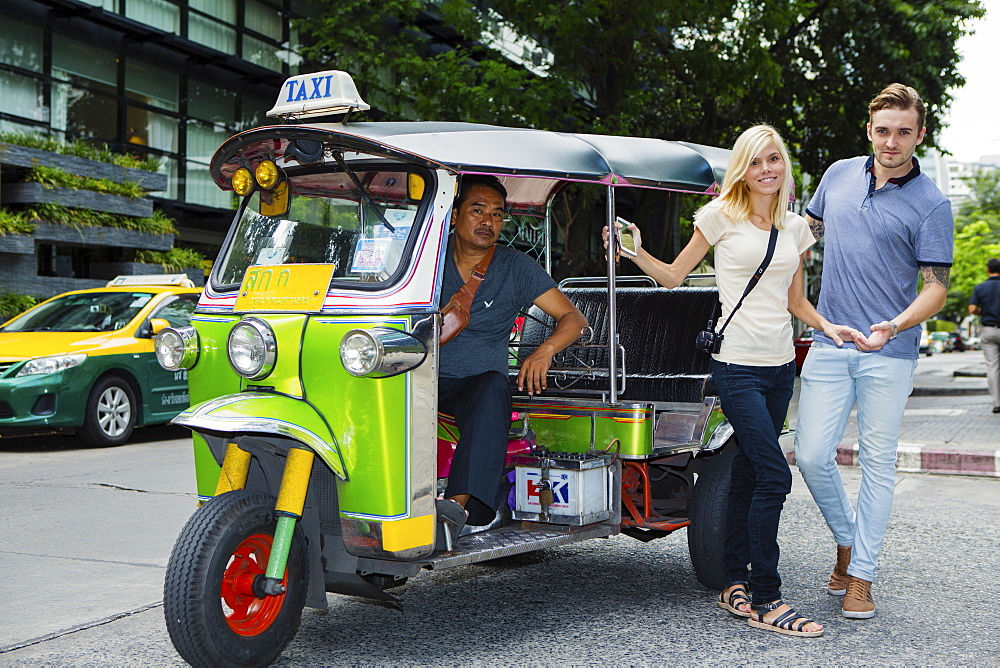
[[234, 264, 335, 312]]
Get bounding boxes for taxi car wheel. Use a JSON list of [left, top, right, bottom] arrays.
[[78, 375, 137, 447], [687, 441, 736, 591], [164, 489, 308, 668]]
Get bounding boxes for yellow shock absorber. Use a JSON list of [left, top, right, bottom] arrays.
[[263, 447, 315, 586], [275, 447, 315, 516], [214, 442, 252, 496]]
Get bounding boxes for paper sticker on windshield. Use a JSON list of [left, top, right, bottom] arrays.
[[234, 264, 335, 312], [351, 239, 392, 273], [255, 247, 287, 265]]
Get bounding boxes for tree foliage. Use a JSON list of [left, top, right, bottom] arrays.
[[947, 169, 1000, 321], [299, 0, 983, 178]]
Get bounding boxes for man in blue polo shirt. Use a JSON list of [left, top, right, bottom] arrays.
[[969, 258, 1000, 413], [794, 84, 954, 620]]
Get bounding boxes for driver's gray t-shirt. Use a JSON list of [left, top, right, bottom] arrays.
[[439, 239, 555, 378]]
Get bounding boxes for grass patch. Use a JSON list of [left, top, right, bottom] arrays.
[[0, 208, 35, 236], [0, 132, 161, 172], [25, 165, 146, 198], [26, 204, 177, 235], [0, 292, 38, 323], [134, 248, 206, 272]]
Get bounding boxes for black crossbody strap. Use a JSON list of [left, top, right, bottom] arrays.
[[716, 225, 779, 336]]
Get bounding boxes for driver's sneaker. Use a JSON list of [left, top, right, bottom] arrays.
[[842, 576, 875, 618]]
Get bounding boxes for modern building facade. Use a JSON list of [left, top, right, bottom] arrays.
[[0, 0, 311, 268]]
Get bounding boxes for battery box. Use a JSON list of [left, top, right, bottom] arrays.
[[512, 451, 614, 525]]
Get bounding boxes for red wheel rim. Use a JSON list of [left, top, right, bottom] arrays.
[[220, 533, 287, 636]]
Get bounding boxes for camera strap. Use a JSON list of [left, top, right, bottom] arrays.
[[714, 224, 779, 336]]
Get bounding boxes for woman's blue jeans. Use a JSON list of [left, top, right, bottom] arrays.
[[710, 359, 795, 606]]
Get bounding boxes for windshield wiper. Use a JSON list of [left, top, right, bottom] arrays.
[[331, 152, 395, 233]]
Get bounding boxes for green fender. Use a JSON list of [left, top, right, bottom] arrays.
[[172, 392, 347, 480]]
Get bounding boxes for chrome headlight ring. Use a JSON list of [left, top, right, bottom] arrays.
[[340, 327, 427, 378], [154, 325, 200, 371], [228, 317, 277, 380]]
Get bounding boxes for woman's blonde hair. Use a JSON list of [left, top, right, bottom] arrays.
[[698, 124, 793, 229]]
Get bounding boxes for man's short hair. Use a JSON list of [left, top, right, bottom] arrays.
[[988, 258, 1000, 274], [869, 83, 926, 129], [453, 175, 507, 210]]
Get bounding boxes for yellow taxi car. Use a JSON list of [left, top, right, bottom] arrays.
[[0, 275, 201, 446]]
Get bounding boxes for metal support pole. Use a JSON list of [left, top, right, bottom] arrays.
[[605, 185, 619, 404]]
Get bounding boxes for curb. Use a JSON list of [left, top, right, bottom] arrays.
[[911, 386, 988, 396], [786, 442, 1000, 478]]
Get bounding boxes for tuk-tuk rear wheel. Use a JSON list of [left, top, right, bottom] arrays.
[[163, 489, 308, 668], [687, 442, 736, 591]]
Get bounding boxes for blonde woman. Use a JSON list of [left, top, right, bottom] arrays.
[[606, 124, 860, 637]]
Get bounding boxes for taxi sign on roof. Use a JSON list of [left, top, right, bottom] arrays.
[[107, 274, 196, 287], [267, 70, 371, 120]]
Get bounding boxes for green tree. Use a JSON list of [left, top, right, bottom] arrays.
[[958, 168, 1000, 221], [300, 0, 983, 178], [946, 220, 1000, 321]]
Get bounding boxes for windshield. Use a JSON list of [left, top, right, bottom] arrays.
[[2, 292, 154, 333], [215, 167, 429, 289]]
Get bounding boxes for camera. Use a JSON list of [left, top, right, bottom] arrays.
[[694, 321, 723, 354]]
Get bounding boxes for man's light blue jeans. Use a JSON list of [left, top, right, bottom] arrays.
[[793, 341, 917, 582]]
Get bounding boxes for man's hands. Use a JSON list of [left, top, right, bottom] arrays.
[[517, 346, 555, 395], [821, 323, 867, 347], [853, 320, 895, 351]]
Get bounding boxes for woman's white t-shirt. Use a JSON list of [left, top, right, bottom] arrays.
[[694, 205, 815, 366]]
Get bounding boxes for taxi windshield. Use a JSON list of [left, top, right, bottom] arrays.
[[214, 167, 428, 290], [1, 292, 154, 333]]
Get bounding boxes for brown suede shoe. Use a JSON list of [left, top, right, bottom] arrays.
[[828, 544, 852, 595], [842, 576, 875, 619]]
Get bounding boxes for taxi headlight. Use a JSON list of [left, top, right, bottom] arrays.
[[15, 353, 87, 377], [155, 326, 200, 371], [228, 318, 277, 380], [339, 327, 426, 378]]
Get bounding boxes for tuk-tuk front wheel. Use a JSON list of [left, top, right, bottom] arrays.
[[163, 489, 308, 668], [687, 442, 736, 591]]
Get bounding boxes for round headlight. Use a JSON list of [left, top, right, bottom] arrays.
[[340, 330, 380, 376], [228, 318, 276, 380], [232, 167, 254, 196], [155, 326, 199, 371], [255, 160, 280, 190]]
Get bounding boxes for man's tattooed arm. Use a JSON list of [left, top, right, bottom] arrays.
[[920, 265, 951, 291], [806, 215, 824, 241]]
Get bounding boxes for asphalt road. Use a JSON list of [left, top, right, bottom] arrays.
[[1, 427, 999, 665]]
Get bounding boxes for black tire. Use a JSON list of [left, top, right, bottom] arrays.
[[687, 441, 736, 590], [163, 490, 308, 668], [78, 375, 136, 447]]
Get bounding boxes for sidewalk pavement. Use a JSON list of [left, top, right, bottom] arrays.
[[786, 350, 999, 478]]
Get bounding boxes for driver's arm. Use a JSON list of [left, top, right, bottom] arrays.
[[516, 288, 587, 395]]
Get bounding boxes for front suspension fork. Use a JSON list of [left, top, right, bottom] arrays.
[[216, 442, 315, 597]]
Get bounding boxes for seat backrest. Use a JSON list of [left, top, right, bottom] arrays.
[[520, 285, 721, 381]]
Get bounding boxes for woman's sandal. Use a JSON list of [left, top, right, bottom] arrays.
[[717, 584, 752, 618], [748, 600, 824, 637]]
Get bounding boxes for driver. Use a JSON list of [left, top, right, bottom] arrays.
[[437, 175, 587, 542]]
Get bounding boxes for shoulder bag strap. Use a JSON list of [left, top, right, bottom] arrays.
[[715, 225, 779, 336], [454, 245, 496, 301]]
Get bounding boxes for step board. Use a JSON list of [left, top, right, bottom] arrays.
[[428, 523, 614, 570]]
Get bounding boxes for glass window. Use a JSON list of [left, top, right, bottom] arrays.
[[190, 0, 235, 24], [51, 81, 118, 143], [0, 71, 48, 122], [189, 13, 236, 53], [238, 94, 272, 131], [1, 291, 154, 333], [246, 0, 283, 41], [151, 295, 198, 327], [242, 34, 283, 73], [125, 61, 178, 112], [52, 39, 116, 88], [186, 160, 235, 209], [187, 120, 230, 163], [0, 17, 44, 72], [188, 78, 236, 124], [216, 168, 427, 289], [126, 106, 178, 152], [79, 0, 119, 9], [125, 0, 180, 34]]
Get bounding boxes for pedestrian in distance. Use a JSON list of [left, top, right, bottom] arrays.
[[794, 83, 955, 619], [605, 124, 861, 638], [969, 258, 1000, 413]]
